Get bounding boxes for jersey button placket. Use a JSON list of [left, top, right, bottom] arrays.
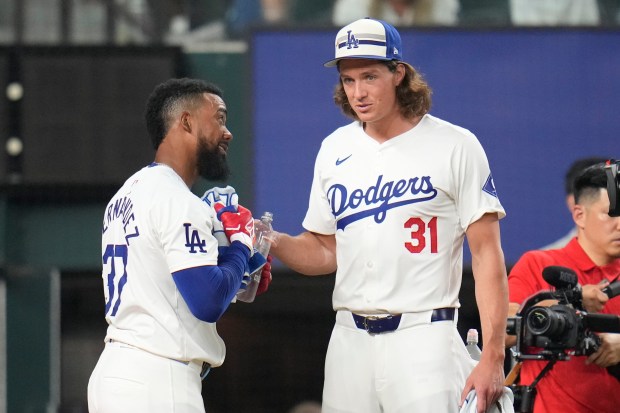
[[373, 148, 383, 173]]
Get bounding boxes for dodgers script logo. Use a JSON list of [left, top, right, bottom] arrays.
[[328, 174, 437, 230], [346, 30, 359, 49]]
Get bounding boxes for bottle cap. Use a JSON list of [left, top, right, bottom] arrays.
[[467, 329, 479, 342]]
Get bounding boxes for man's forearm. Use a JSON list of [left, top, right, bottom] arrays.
[[473, 258, 508, 361], [270, 231, 337, 275]]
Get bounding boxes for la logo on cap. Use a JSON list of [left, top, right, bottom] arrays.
[[346, 30, 359, 49]]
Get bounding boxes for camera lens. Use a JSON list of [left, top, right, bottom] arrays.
[[526, 307, 568, 338]]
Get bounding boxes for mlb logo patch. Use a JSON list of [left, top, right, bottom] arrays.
[[482, 174, 498, 197]]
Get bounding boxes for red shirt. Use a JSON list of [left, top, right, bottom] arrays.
[[508, 238, 620, 413]]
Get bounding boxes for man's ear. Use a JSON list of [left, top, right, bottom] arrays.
[[181, 112, 191, 132], [394, 63, 406, 86], [573, 203, 586, 228]]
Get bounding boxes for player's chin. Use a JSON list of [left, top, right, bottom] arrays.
[[354, 110, 378, 123]]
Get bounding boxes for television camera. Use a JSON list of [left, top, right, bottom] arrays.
[[507, 266, 620, 362], [506, 266, 620, 412]]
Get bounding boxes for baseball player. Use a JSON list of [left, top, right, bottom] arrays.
[[87, 78, 270, 413], [269, 18, 509, 413]]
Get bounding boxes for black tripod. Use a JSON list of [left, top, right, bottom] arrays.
[[511, 359, 557, 413]]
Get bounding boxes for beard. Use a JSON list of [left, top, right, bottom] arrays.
[[196, 138, 230, 182]]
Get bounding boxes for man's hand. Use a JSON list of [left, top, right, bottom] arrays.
[[582, 282, 610, 313], [460, 356, 506, 413], [256, 254, 273, 296], [587, 333, 620, 367], [214, 203, 255, 252]]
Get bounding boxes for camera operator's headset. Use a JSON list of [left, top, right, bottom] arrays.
[[605, 159, 620, 217]]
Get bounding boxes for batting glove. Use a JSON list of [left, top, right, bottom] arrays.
[[213, 202, 255, 252], [256, 254, 273, 296]]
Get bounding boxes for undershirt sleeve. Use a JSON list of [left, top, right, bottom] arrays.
[[172, 241, 250, 323]]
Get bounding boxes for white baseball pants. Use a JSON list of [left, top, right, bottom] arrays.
[[322, 310, 476, 413], [87, 341, 205, 413]]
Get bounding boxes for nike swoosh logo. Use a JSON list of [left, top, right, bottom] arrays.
[[336, 154, 352, 165]]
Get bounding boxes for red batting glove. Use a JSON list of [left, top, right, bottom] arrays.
[[256, 254, 273, 296], [213, 203, 255, 252]]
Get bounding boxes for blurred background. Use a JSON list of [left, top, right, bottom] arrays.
[[0, 0, 619, 412]]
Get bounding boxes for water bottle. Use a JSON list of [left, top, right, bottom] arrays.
[[466, 328, 482, 361], [236, 211, 273, 303]]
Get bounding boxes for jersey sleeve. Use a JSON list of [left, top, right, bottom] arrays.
[[151, 189, 220, 273], [303, 142, 337, 235], [452, 131, 506, 230]]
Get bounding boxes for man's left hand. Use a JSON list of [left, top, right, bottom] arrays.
[[587, 333, 620, 367], [460, 356, 505, 413]]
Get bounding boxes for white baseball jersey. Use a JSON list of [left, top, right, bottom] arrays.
[[303, 114, 505, 314], [101, 163, 226, 366]]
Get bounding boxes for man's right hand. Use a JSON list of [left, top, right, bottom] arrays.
[[214, 203, 255, 252]]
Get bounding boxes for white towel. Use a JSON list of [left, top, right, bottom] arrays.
[[459, 387, 514, 413]]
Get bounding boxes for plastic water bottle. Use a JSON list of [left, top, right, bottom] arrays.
[[466, 328, 482, 361], [236, 212, 273, 303], [253, 211, 274, 258]]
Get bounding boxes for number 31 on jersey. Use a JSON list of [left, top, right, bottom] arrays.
[[404, 216, 437, 254]]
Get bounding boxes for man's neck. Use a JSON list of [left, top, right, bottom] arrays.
[[364, 114, 423, 143]]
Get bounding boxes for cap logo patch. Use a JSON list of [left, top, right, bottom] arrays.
[[346, 30, 359, 49]]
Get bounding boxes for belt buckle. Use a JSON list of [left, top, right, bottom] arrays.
[[362, 316, 376, 332], [363, 315, 392, 333]]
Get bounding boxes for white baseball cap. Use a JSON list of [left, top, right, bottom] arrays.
[[324, 18, 404, 67]]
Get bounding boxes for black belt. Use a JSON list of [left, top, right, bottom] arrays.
[[352, 307, 455, 334]]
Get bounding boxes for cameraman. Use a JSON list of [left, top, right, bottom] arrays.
[[506, 162, 620, 412]]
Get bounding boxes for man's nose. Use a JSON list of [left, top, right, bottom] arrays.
[[352, 81, 366, 99], [223, 127, 232, 141]]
